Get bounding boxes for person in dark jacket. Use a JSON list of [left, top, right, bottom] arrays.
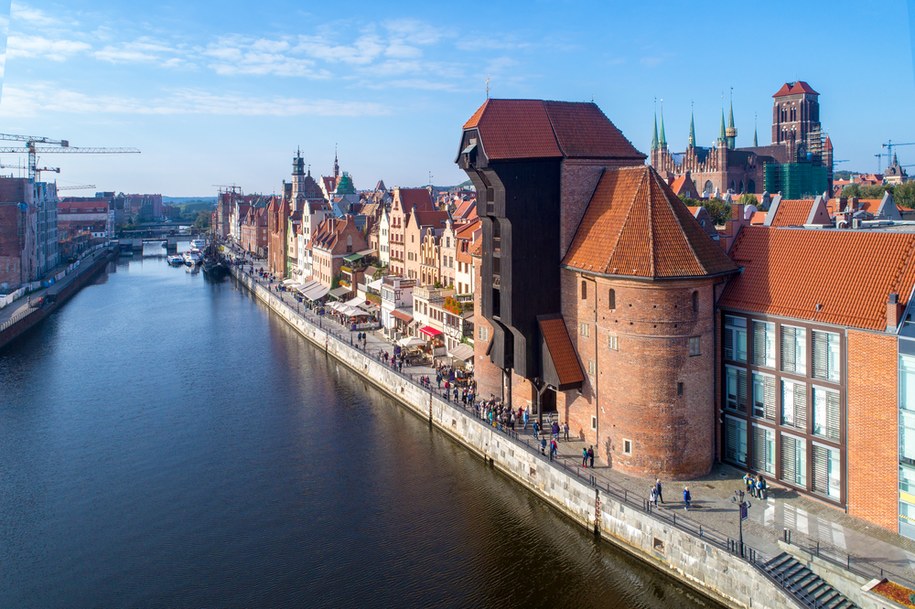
[[683, 486, 692, 510]]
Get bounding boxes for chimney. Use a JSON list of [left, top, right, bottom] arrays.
[[887, 292, 904, 332]]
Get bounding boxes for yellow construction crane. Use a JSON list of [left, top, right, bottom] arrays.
[[0, 133, 140, 181]]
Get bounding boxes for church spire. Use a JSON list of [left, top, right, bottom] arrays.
[[719, 108, 726, 146], [688, 102, 696, 148], [651, 109, 659, 151], [333, 144, 340, 180], [725, 88, 737, 150], [753, 113, 758, 147], [659, 100, 667, 149]]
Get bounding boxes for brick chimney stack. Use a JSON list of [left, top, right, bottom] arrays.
[[887, 292, 904, 332]]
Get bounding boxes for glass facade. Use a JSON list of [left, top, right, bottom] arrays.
[[900, 351, 915, 539]]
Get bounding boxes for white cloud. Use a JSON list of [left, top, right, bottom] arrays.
[[10, 1, 59, 27], [6, 35, 90, 61], [0, 83, 389, 117]]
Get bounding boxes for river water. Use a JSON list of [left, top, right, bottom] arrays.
[[0, 248, 722, 609]]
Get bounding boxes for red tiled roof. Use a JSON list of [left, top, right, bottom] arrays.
[[538, 316, 584, 389], [772, 81, 819, 97], [463, 99, 644, 161], [453, 198, 477, 221], [396, 187, 434, 213], [750, 211, 767, 225], [720, 226, 915, 331], [562, 166, 738, 279], [455, 218, 481, 238], [671, 175, 690, 195], [412, 209, 449, 228], [768, 199, 814, 227], [857, 199, 883, 213]]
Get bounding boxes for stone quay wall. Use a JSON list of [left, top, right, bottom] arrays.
[[231, 267, 797, 609]]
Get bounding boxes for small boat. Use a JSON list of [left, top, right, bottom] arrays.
[[190, 238, 207, 251], [167, 254, 184, 266], [183, 250, 203, 266]]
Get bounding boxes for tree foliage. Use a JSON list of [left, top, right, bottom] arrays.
[[193, 210, 211, 231], [680, 195, 731, 225], [737, 193, 758, 207], [894, 183, 915, 209], [840, 183, 891, 199]]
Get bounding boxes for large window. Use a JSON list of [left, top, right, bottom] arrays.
[[751, 424, 776, 474], [753, 321, 776, 368], [781, 433, 807, 487], [781, 325, 807, 375], [752, 372, 776, 420], [900, 464, 915, 540], [726, 366, 747, 412], [725, 416, 747, 465], [812, 443, 840, 500], [812, 386, 840, 441], [781, 379, 807, 431], [902, 410, 915, 462], [725, 315, 747, 362], [812, 331, 840, 382]]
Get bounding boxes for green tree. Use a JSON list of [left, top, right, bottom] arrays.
[[895, 182, 915, 209], [737, 193, 758, 206], [193, 210, 210, 231]]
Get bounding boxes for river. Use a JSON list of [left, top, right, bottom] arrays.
[[0, 247, 721, 609]]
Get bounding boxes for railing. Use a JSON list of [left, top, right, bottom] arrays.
[[0, 307, 37, 333], [786, 535, 915, 590]]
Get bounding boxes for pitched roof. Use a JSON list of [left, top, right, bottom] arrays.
[[412, 209, 449, 228], [453, 198, 477, 221], [766, 199, 815, 227], [462, 99, 645, 161], [539, 315, 584, 390], [721, 226, 915, 331], [772, 81, 819, 97], [395, 187, 434, 213], [750, 211, 767, 225], [562, 165, 738, 279], [455, 218, 481, 238]]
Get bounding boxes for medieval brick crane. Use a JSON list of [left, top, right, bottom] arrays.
[[0, 133, 140, 181]]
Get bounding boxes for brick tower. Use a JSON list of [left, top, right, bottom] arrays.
[[561, 165, 739, 477]]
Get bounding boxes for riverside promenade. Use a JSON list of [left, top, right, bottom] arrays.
[[231, 254, 915, 608]]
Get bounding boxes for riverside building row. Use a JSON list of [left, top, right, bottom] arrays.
[[217, 83, 915, 544]]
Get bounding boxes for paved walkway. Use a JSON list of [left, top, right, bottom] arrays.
[[229, 248, 915, 587]]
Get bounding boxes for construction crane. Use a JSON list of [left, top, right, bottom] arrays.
[[878, 140, 915, 171], [57, 184, 96, 191], [0, 133, 139, 181]]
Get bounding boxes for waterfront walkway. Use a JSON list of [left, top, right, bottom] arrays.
[[233, 254, 915, 589]]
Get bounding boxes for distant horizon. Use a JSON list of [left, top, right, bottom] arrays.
[[0, 1, 912, 194]]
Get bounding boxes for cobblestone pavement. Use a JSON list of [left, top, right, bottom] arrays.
[[230, 249, 915, 586]]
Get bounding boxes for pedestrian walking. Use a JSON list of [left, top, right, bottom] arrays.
[[540, 437, 547, 455], [650, 486, 658, 507], [522, 409, 529, 430], [563, 421, 570, 441], [683, 486, 691, 510], [743, 472, 756, 497], [533, 420, 540, 440], [655, 478, 665, 504], [551, 420, 560, 440], [756, 475, 767, 500], [587, 446, 594, 468], [581, 447, 588, 467], [549, 438, 558, 461]]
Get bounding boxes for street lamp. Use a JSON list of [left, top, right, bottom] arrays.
[[731, 490, 751, 557]]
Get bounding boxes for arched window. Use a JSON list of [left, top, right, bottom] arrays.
[[581, 280, 587, 300], [608, 288, 616, 309], [692, 291, 699, 314]]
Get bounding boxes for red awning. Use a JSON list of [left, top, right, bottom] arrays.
[[391, 309, 413, 323], [419, 325, 442, 337]]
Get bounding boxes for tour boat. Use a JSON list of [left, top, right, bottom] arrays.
[[167, 254, 184, 266]]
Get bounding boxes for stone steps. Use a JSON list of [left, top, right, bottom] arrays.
[[763, 552, 857, 609]]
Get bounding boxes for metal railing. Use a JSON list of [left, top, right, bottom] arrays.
[[787, 536, 915, 590]]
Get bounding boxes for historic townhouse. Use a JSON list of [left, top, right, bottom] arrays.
[[403, 207, 449, 283], [454, 219, 480, 297], [310, 216, 369, 288], [388, 187, 434, 277]]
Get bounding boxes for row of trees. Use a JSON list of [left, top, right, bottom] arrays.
[[840, 182, 915, 209]]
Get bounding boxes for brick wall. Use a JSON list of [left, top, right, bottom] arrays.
[[471, 251, 501, 399], [846, 329, 898, 531], [561, 268, 718, 477]]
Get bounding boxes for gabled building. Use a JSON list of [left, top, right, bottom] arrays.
[[388, 187, 434, 277], [310, 216, 369, 288], [267, 195, 289, 278], [239, 205, 268, 257], [404, 208, 449, 283]]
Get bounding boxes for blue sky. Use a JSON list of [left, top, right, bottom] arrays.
[[0, 0, 912, 196]]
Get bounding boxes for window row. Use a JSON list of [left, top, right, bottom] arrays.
[[724, 418, 840, 500], [724, 367, 839, 441], [579, 283, 699, 314], [724, 315, 839, 381]]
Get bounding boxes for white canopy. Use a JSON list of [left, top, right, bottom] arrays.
[[367, 278, 383, 290], [449, 344, 474, 361], [398, 337, 425, 348]]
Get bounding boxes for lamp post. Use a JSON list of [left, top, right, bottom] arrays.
[[532, 376, 548, 428], [731, 490, 751, 558]]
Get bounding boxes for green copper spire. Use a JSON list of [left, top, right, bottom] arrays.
[[688, 107, 696, 148], [728, 98, 735, 130], [719, 108, 726, 144], [651, 111, 659, 151], [659, 103, 667, 149]]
